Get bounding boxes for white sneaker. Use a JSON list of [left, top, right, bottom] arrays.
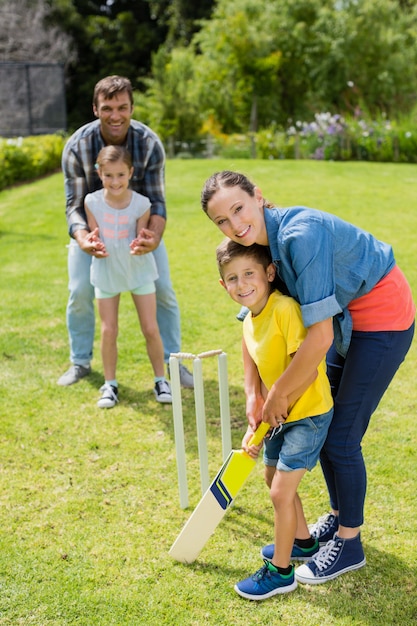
[[154, 380, 172, 403], [97, 384, 118, 409]]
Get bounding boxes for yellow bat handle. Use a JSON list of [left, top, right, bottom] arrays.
[[247, 422, 270, 447]]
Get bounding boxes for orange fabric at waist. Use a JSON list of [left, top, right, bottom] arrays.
[[348, 265, 415, 331]]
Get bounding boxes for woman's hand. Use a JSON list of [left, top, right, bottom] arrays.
[[261, 319, 334, 426], [262, 386, 289, 428]]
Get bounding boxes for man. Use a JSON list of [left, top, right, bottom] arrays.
[[58, 75, 193, 388]]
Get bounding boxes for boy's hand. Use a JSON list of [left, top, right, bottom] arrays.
[[242, 425, 264, 459], [246, 392, 265, 431]]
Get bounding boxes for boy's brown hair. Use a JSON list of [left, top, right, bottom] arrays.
[[216, 238, 273, 278], [216, 238, 291, 295]]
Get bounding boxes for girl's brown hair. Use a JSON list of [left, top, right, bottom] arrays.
[[96, 145, 132, 171]]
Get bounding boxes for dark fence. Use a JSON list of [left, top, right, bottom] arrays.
[[0, 62, 66, 137]]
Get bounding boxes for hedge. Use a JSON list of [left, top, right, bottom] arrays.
[[0, 134, 66, 191], [1, 113, 417, 192], [210, 113, 417, 162]]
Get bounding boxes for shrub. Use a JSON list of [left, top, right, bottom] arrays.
[[205, 112, 417, 162], [0, 134, 66, 191], [210, 133, 254, 159], [264, 113, 417, 162]]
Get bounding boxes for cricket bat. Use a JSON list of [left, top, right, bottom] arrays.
[[169, 421, 270, 563]]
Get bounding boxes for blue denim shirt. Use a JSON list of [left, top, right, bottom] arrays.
[[264, 206, 395, 356]]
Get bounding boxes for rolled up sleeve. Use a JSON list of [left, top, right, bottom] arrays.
[[301, 294, 342, 328]]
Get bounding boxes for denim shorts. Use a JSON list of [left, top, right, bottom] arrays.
[[94, 282, 156, 299], [263, 408, 334, 472]]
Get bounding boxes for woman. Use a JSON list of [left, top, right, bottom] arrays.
[[201, 170, 415, 584]]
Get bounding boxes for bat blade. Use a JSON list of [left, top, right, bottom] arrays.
[[169, 422, 269, 563]]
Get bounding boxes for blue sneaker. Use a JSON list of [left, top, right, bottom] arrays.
[[295, 534, 366, 584], [234, 561, 297, 600], [261, 538, 320, 562], [309, 512, 339, 545]]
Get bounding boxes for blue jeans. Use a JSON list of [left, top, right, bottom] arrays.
[[263, 409, 334, 472], [321, 324, 415, 528], [66, 238, 181, 365]]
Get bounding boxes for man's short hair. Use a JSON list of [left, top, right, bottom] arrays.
[[93, 75, 133, 108]]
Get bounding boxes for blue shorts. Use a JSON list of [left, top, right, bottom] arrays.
[[95, 282, 156, 299], [263, 409, 334, 472]]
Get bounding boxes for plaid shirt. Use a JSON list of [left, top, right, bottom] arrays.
[[62, 119, 166, 237]]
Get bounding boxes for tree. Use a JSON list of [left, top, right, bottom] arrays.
[[183, 0, 417, 131], [299, 0, 417, 118], [134, 46, 204, 154], [45, 0, 215, 128], [46, 0, 168, 127], [336, 0, 417, 116], [192, 0, 283, 134], [160, 0, 216, 47]]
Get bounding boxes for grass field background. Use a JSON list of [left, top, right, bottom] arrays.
[[0, 159, 416, 625]]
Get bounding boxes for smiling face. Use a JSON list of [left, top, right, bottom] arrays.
[[97, 158, 133, 199], [220, 255, 276, 316], [93, 91, 133, 145], [206, 185, 268, 246]]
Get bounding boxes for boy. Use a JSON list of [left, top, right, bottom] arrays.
[[216, 238, 333, 600]]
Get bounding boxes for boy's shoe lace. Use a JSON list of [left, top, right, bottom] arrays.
[[234, 561, 297, 600]]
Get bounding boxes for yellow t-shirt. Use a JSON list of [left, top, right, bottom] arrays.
[[243, 291, 333, 423]]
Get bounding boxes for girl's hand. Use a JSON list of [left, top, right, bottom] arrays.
[[130, 237, 142, 255], [83, 228, 108, 257]]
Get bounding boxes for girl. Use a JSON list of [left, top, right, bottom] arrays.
[[201, 170, 415, 584], [85, 145, 171, 408]]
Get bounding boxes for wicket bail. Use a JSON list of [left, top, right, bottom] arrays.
[[169, 350, 232, 509]]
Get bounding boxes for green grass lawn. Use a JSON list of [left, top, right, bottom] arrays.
[[0, 159, 416, 625]]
